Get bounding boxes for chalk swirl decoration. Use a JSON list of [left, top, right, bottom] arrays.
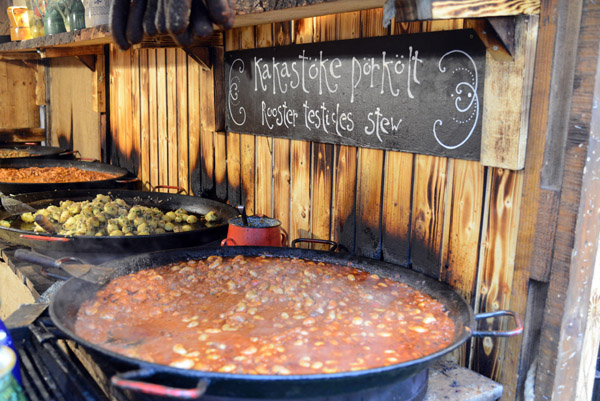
[[228, 58, 246, 126], [433, 50, 479, 150]]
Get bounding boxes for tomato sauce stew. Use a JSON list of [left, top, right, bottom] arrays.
[[0, 167, 117, 183], [74, 255, 455, 375]]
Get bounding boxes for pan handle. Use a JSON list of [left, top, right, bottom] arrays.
[[291, 238, 337, 252], [153, 185, 188, 194], [472, 310, 523, 337], [19, 234, 71, 242], [111, 369, 210, 399]]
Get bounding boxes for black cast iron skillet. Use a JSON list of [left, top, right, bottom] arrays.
[[0, 189, 239, 261], [0, 144, 75, 160], [23, 245, 522, 400], [0, 159, 135, 194]]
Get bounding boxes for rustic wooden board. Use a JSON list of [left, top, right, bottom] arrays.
[[310, 14, 335, 249], [177, 49, 190, 194], [380, 21, 421, 266], [410, 154, 448, 279], [49, 57, 99, 159], [0, 60, 39, 130], [289, 17, 314, 246], [329, 11, 360, 253], [225, 28, 242, 206], [478, 16, 538, 170], [239, 26, 256, 214], [471, 168, 522, 383], [354, 8, 387, 259], [199, 44, 216, 197], [139, 50, 151, 190], [156, 49, 168, 191], [131, 49, 141, 178], [272, 22, 293, 240], [255, 24, 274, 217], [92, 54, 105, 113], [148, 49, 160, 189], [166, 48, 178, 193], [187, 52, 202, 195]]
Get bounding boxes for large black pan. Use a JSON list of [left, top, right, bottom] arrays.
[[43, 246, 522, 400], [0, 144, 75, 160], [0, 189, 239, 261], [0, 159, 135, 194]]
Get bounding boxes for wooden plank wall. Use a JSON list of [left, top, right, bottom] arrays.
[[48, 57, 100, 158], [105, 10, 528, 400], [0, 60, 39, 131]]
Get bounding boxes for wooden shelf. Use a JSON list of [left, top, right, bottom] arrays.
[[0, 24, 223, 59], [0, 0, 539, 59]]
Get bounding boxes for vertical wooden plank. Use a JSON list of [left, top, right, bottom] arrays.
[[92, 54, 105, 113], [289, 17, 314, 245], [225, 28, 242, 206], [131, 49, 141, 177], [187, 53, 202, 195], [148, 49, 160, 189], [354, 8, 387, 259], [307, 15, 335, 250], [441, 159, 485, 365], [331, 11, 360, 252], [0, 62, 8, 126], [240, 25, 256, 214], [199, 46, 216, 197], [472, 168, 522, 381], [410, 154, 448, 279], [211, 45, 228, 201], [381, 150, 413, 265], [121, 48, 133, 171], [272, 21, 292, 238], [35, 62, 46, 107], [381, 20, 418, 265], [166, 48, 178, 193], [255, 23, 274, 217], [139, 49, 151, 190], [177, 48, 189, 194], [157, 49, 168, 191]]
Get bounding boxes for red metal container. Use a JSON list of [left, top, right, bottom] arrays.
[[221, 216, 287, 247]]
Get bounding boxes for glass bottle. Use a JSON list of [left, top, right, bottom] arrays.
[[70, 0, 85, 31], [44, 0, 66, 35]]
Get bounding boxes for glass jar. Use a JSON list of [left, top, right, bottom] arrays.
[[69, 0, 85, 31], [26, 0, 46, 38], [44, 0, 67, 35]]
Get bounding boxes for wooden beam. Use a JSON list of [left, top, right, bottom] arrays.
[[431, 0, 540, 19], [471, 18, 515, 61], [0, 128, 45, 143], [478, 15, 538, 170], [40, 45, 104, 58]]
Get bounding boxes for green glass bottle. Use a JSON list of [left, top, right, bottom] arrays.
[[70, 0, 85, 31]]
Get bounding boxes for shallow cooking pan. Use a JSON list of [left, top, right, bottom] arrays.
[[0, 144, 75, 160], [27, 245, 523, 400], [0, 159, 135, 194], [0, 189, 239, 261]]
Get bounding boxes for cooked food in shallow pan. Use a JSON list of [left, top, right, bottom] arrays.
[[4, 193, 220, 236], [75, 254, 456, 375], [0, 166, 118, 184]]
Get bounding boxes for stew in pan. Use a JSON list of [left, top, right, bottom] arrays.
[[74, 255, 455, 375], [0, 167, 117, 183]]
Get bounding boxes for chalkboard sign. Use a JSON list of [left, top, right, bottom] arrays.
[[225, 29, 486, 160]]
